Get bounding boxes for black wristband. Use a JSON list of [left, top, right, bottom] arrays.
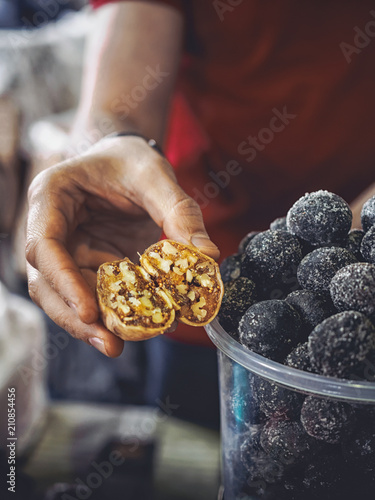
[[104, 131, 165, 157]]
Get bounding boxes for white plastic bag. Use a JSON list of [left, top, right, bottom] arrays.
[[0, 282, 48, 456]]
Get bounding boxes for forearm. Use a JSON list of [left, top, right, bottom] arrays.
[[70, 2, 183, 151]]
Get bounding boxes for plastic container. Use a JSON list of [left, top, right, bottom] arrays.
[[206, 318, 375, 500]]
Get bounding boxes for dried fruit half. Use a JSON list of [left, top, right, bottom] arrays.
[[97, 257, 175, 340], [141, 240, 224, 326], [97, 240, 223, 340]]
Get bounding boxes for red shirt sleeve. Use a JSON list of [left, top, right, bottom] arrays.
[[90, 0, 184, 12]]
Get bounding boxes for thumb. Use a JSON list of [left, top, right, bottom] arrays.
[[164, 193, 220, 259], [139, 167, 220, 259]]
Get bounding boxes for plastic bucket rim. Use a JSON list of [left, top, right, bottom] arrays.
[[205, 318, 375, 403]]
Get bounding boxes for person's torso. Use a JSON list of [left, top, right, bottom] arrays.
[[167, 0, 375, 238]]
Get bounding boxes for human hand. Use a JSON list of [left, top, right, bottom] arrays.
[[26, 136, 219, 357]]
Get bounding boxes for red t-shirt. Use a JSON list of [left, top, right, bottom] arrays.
[[91, 0, 375, 345]]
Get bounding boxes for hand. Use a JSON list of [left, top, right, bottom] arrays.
[[26, 136, 219, 357]]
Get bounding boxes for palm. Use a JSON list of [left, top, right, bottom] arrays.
[[67, 194, 161, 276]]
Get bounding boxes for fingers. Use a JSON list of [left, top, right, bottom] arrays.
[[26, 170, 98, 324], [27, 236, 99, 323], [84, 136, 220, 259], [136, 163, 220, 259], [168, 195, 220, 259], [68, 233, 123, 269], [164, 319, 178, 334], [27, 264, 124, 358]]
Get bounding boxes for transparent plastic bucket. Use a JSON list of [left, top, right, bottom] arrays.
[[206, 319, 375, 500]]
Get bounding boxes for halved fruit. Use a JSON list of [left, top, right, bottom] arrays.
[[97, 240, 224, 340], [97, 257, 175, 340], [141, 240, 224, 326]]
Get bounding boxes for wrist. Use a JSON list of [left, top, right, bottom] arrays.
[[68, 110, 140, 157], [103, 131, 164, 157], [71, 102, 168, 154]]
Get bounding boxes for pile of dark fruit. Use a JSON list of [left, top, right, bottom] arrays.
[[218, 190, 375, 499]]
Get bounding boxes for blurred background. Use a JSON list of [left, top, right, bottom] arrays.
[[0, 2, 220, 498]]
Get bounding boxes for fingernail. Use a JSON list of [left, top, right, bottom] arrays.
[[191, 233, 219, 252], [89, 337, 108, 356]]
